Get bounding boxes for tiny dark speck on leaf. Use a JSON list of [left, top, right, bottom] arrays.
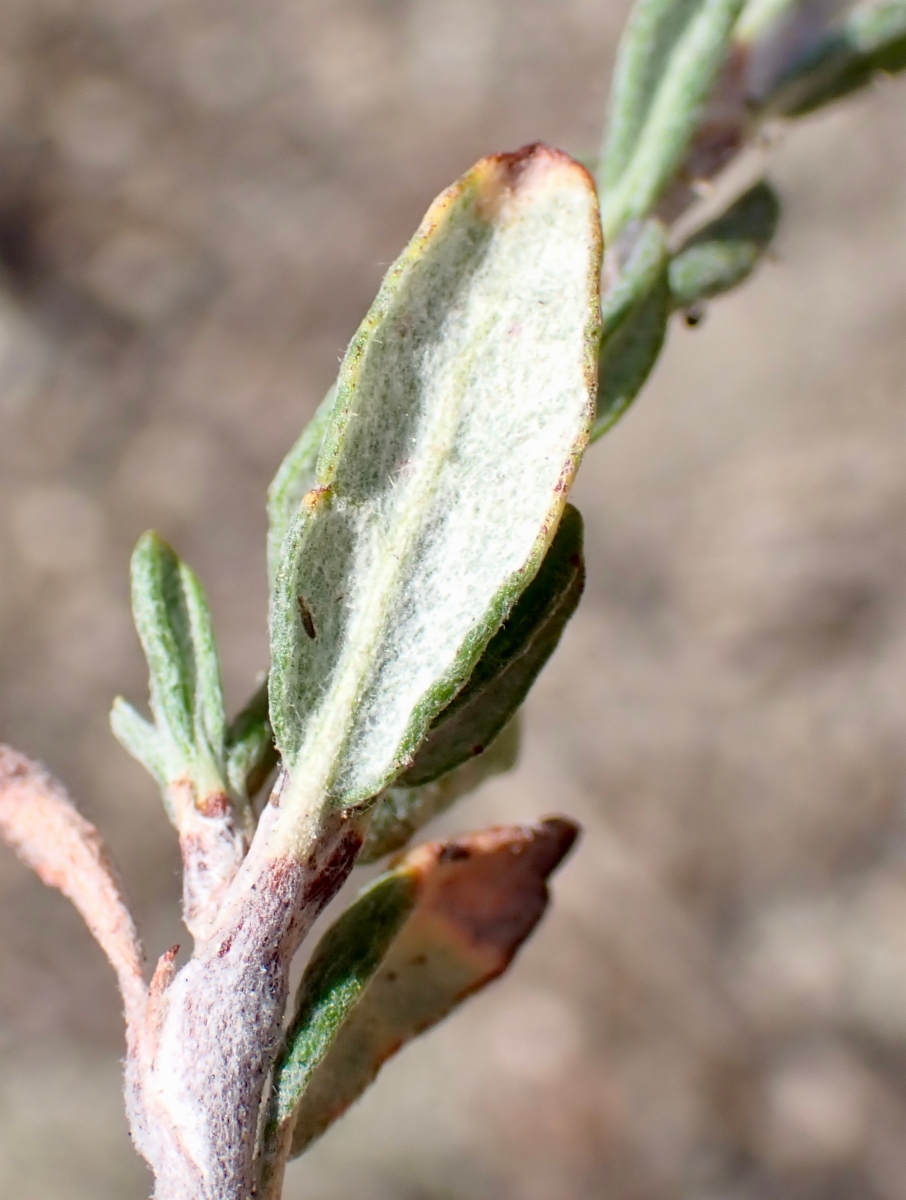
[[385, 971, 397, 983], [684, 305, 705, 328], [439, 844, 471, 863], [297, 596, 316, 639]]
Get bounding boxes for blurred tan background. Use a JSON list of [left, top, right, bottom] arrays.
[[0, 0, 905, 1197]]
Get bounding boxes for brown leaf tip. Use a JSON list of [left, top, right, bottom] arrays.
[[474, 143, 597, 223], [491, 142, 591, 192], [532, 815, 581, 873], [409, 817, 581, 958]]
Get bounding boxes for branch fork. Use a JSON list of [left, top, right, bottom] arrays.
[[0, 744, 577, 1199], [0, 742, 370, 1195]]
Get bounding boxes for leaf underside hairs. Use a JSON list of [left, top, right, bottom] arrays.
[[398, 504, 585, 789], [1, 1, 903, 1196], [267, 143, 601, 846]]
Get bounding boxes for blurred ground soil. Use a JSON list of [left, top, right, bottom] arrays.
[[1, 1, 905, 1198]]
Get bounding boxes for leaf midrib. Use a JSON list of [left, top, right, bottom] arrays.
[[279, 346, 472, 831]]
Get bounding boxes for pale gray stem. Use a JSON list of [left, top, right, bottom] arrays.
[[167, 778, 250, 944], [127, 803, 365, 1200]]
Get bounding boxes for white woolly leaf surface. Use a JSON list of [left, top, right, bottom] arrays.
[[266, 386, 335, 594], [269, 144, 601, 836]]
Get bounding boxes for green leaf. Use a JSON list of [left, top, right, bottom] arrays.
[[109, 697, 173, 792], [599, 0, 747, 240], [760, 0, 906, 117], [262, 818, 579, 1178], [225, 681, 278, 802], [115, 532, 229, 805], [263, 872, 416, 1168], [593, 220, 670, 441], [600, 219, 668, 338], [266, 386, 336, 594], [735, 0, 799, 42], [181, 560, 227, 770], [668, 179, 780, 308], [359, 715, 521, 864], [601, 0, 702, 189], [397, 505, 583, 789], [129, 532, 199, 765], [267, 144, 602, 846]]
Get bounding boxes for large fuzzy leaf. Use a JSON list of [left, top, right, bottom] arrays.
[[261, 818, 578, 1178], [599, 0, 747, 239], [266, 386, 335, 594], [228, 495, 580, 814], [268, 144, 601, 840], [397, 505, 584, 789]]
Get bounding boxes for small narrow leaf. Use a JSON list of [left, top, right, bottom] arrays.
[[262, 871, 416, 1182], [118, 532, 231, 807], [600, 0, 747, 239], [359, 716, 521, 864], [668, 179, 780, 308], [593, 220, 670, 441], [117, 538, 253, 936], [181, 561, 227, 768], [225, 681, 278, 802], [601, 219, 669, 338], [601, 0, 704, 190], [268, 144, 601, 844], [397, 505, 584, 788], [735, 0, 798, 42], [110, 697, 173, 791], [760, 0, 906, 116], [264, 818, 578, 1170], [266, 386, 336, 593], [130, 531, 198, 764]]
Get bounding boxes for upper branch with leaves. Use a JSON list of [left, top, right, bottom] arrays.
[[0, 1, 903, 1197]]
